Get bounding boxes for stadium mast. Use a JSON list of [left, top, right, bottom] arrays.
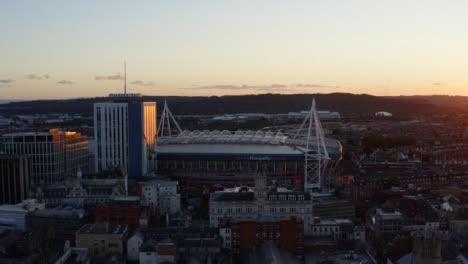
[[294, 98, 330, 190], [157, 100, 183, 137]]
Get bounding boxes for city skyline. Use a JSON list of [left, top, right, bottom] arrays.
[[1, 0, 467, 99]]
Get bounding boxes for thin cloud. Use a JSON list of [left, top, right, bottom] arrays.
[[131, 80, 155, 86], [57, 80, 73, 85], [0, 79, 15, 84], [179, 84, 288, 91], [26, 74, 50, 80], [296, 83, 339, 88], [432, 82, 446, 86], [95, 74, 124, 80], [179, 83, 338, 92]]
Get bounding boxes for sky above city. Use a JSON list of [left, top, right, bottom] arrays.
[[1, 0, 467, 99]]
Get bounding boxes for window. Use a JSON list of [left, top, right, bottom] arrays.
[[279, 195, 286, 201], [298, 195, 304, 201], [271, 208, 277, 213], [280, 208, 286, 213], [218, 209, 222, 214]]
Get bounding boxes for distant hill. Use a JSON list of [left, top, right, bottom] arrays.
[[388, 95, 468, 110], [0, 93, 464, 118]]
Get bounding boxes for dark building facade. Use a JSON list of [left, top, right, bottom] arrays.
[[26, 208, 88, 246], [0, 155, 30, 204], [231, 217, 304, 256], [95, 196, 141, 230]]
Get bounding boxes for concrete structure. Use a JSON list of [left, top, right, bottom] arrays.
[[308, 217, 353, 240], [0, 199, 45, 230], [157, 100, 342, 190], [369, 208, 403, 236], [139, 180, 180, 215], [54, 243, 90, 264], [209, 174, 314, 234], [94, 94, 156, 179], [2, 129, 89, 184], [75, 223, 128, 259], [0, 155, 30, 204]]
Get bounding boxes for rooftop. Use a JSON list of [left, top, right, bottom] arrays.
[[143, 180, 178, 187], [0, 199, 45, 213], [211, 191, 255, 202], [77, 223, 127, 235], [157, 143, 304, 157], [31, 208, 85, 218], [158, 129, 342, 153], [376, 208, 403, 220]]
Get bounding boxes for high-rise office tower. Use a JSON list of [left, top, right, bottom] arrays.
[[93, 93, 156, 179], [0, 155, 31, 204], [1, 129, 89, 185]]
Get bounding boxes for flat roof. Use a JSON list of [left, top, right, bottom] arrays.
[[376, 209, 403, 220], [31, 208, 85, 218], [77, 223, 127, 235], [0, 199, 45, 213], [211, 191, 255, 202]]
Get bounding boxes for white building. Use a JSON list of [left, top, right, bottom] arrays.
[[209, 174, 314, 234], [140, 180, 180, 215], [375, 111, 393, 117], [370, 208, 403, 235], [219, 227, 231, 249], [0, 199, 45, 230], [93, 94, 156, 179], [139, 240, 158, 264], [127, 232, 144, 262]]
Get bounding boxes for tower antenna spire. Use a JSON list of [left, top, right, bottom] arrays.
[[124, 61, 127, 94]]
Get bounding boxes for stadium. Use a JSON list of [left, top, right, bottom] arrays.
[[155, 100, 342, 190]]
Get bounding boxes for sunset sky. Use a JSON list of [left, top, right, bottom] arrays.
[[1, 0, 467, 99]]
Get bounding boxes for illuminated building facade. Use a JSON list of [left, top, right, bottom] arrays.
[[2, 129, 89, 185], [93, 93, 156, 179]]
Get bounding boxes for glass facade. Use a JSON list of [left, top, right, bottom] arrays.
[[2, 130, 88, 185]]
